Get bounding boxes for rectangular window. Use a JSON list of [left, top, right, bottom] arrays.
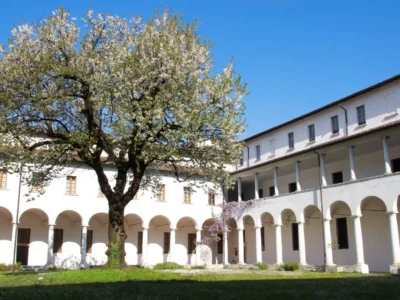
[[288, 132, 294, 149], [292, 223, 299, 251], [208, 190, 215, 205], [184, 187, 191, 204], [269, 139, 275, 156], [336, 218, 349, 249], [0, 169, 7, 189], [261, 226, 265, 251], [269, 186, 275, 197], [288, 182, 297, 193], [308, 124, 315, 142], [332, 171, 343, 184], [217, 234, 223, 254], [86, 230, 93, 253], [188, 233, 196, 254], [255, 145, 261, 161], [239, 151, 244, 166], [157, 184, 166, 201], [164, 232, 170, 254], [241, 193, 244, 201], [53, 229, 63, 254], [66, 176, 77, 195], [18, 228, 30, 245], [137, 232, 143, 254], [331, 115, 339, 134], [258, 189, 263, 198], [391, 158, 400, 173], [357, 105, 366, 125]]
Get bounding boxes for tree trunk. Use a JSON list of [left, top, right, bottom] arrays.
[[106, 202, 127, 267]]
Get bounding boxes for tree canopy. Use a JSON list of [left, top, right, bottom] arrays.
[[0, 7, 247, 265]]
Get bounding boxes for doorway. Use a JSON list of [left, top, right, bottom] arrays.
[[16, 228, 30, 265]]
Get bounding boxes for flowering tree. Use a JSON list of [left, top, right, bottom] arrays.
[[200, 200, 253, 246], [0, 8, 247, 266]]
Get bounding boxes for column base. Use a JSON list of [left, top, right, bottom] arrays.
[[390, 264, 400, 275], [325, 265, 344, 273], [354, 263, 369, 274], [80, 263, 89, 269]]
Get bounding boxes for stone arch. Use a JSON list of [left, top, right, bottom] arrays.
[[147, 215, 172, 265], [175, 216, 197, 231], [87, 213, 108, 266], [124, 213, 144, 266], [281, 209, 297, 225], [280, 208, 298, 263], [0, 206, 13, 264], [329, 201, 352, 219], [259, 212, 275, 264], [225, 217, 238, 264], [302, 205, 324, 266], [360, 196, 391, 272], [200, 218, 221, 265], [18, 208, 49, 266], [242, 215, 256, 264], [54, 210, 83, 269]]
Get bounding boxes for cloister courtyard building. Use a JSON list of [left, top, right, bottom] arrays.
[[1, 75, 400, 273]]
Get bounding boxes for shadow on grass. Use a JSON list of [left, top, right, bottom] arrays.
[[0, 275, 399, 300]]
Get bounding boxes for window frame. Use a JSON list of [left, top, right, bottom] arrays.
[[53, 229, 64, 254], [336, 217, 349, 249], [137, 231, 143, 254], [261, 226, 265, 251], [157, 184, 166, 201], [217, 234, 223, 254], [188, 233, 197, 254], [163, 232, 171, 254], [308, 124, 315, 142], [292, 223, 299, 251], [356, 105, 366, 125], [0, 169, 7, 189], [332, 171, 344, 184], [208, 190, 215, 205], [66, 176, 77, 195], [331, 115, 339, 134], [255, 145, 261, 161], [288, 182, 297, 193], [269, 186, 275, 197], [288, 132, 295, 149], [184, 187, 191, 204]]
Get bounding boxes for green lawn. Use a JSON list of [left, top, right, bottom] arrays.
[[0, 268, 399, 299]]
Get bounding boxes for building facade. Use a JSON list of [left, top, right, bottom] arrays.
[[0, 75, 400, 273]]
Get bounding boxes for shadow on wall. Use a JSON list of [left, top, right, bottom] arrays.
[[0, 276, 399, 299]]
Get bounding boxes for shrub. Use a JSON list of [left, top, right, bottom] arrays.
[[190, 265, 206, 270], [0, 264, 8, 272], [281, 262, 299, 271], [254, 262, 269, 270], [153, 262, 184, 270]]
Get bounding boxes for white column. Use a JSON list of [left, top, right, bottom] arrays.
[[298, 222, 307, 265], [319, 154, 327, 187], [254, 173, 259, 199], [196, 229, 202, 265], [323, 218, 334, 266], [275, 224, 283, 264], [388, 212, 400, 266], [255, 226, 262, 263], [295, 161, 301, 191], [349, 145, 356, 180], [237, 228, 245, 264], [47, 224, 55, 266], [273, 167, 279, 196], [11, 222, 18, 264], [382, 136, 392, 174], [80, 225, 88, 266], [238, 178, 242, 202], [169, 228, 176, 262], [142, 227, 149, 266], [223, 231, 229, 265], [352, 215, 369, 273]]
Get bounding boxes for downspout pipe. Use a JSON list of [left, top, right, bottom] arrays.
[[13, 163, 23, 264], [313, 150, 327, 268], [339, 104, 349, 136]]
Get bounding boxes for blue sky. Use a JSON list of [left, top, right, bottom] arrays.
[[1, 0, 399, 138]]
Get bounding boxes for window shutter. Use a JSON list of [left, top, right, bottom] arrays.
[[336, 218, 349, 249], [157, 184, 166, 201], [137, 232, 143, 254], [163, 232, 171, 254], [292, 223, 299, 251], [86, 230, 93, 253], [208, 190, 215, 205], [53, 229, 63, 253], [0, 169, 7, 189], [217, 234, 223, 254], [261, 226, 265, 251]]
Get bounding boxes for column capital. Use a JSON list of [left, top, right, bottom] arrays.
[[48, 224, 56, 227], [273, 223, 282, 227], [170, 227, 177, 231], [12, 222, 19, 226], [351, 214, 362, 219], [237, 228, 243, 232], [254, 172, 259, 175], [82, 224, 89, 228], [349, 145, 356, 149], [386, 211, 398, 216], [142, 227, 149, 231], [382, 135, 390, 140], [297, 221, 305, 225], [323, 218, 332, 222], [321, 153, 327, 157], [196, 228, 202, 232], [274, 166, 279, 170], [254, 226, 262, 229], [296, 160, 301, 164]]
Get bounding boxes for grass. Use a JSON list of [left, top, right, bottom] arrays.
[[0, 268, 399, 299]]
